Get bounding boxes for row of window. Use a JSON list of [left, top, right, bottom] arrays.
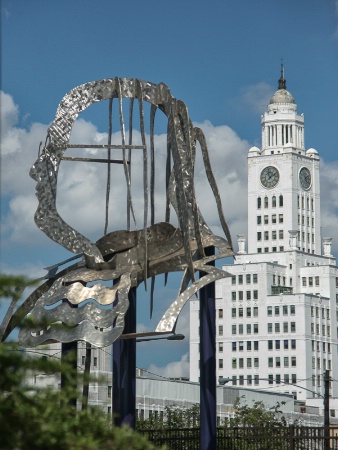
[[81, 355, 98, 367], [257, 214, 283, 225], [298, 214, 314, 227], [258, 230, 284, 240], [257, 246, 284, 253], [231, 323, 259, 335], [269, 356, 296, 368], [231, 357, 259, 369], [268, 339, 297, 350], [231, 274, 258, 285], [231, 339, 296, 351], [298, 195, 314, 211], [311, 306, 329, 319], [257, 195, 283, 209], [231, 307, 259, 317], [312, 340, 331, 353], [311, 323, 331, 336], [298, 231, 315, 244], [267, 305, 296, 316], [267, 322, 296, 333], [231, 291, 259, 302], [304, 277, 320, 287], [229, 374, 297, 387], [231, 341, 259, 351], [312, 357, 332, 370]]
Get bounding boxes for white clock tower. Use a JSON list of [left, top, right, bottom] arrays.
[[247, 66, 320, 255], [190, 67, 338, 407]]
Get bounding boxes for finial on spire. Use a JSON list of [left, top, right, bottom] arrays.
[[278, 59, 287, 90]]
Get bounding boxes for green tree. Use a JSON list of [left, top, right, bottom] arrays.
[[0, 274, 165, 450]]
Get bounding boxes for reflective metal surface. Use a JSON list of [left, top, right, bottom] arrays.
[[12, 77, 234, 348]]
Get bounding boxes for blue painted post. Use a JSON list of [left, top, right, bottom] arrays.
[[199, 247, 216, 450], [112, 287, 136, 428]]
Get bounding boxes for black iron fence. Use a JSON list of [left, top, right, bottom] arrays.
[[139, 426, 338, 450]]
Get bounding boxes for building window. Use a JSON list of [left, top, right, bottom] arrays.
[[264, 215, 269, 224], [268, 357, 273, 367], [232, 342, 236, 351], [253, 290, 258, 300], [275, 306, 280, 315], [253, 324, 258, 334], [272, 214, 276, 223], [279, 230, 284, 239], [275, 323, 280, 333], [257, 197, 261, 209], [268, 375, 273, 385], [238, 308, 243, 317], [239, 358, 244, 368], [82, 356, 86, 365], [239, 341, 244, 351], [247, 358, 252, 368], [292, 374, 297, 384], [272, 230, 277, 240], [284, 340, 289, 349], [309, 277, 313, 287], [219, 309, 223, 318], [257, 215, 262, 224], [264, 231, 269, 240], [257, 232, 262, 241], [291, 339, 296, 349], [302, 277, 306, 286], [247, 341, 252, 351], [272, 196, 276, 207], [279, 214, 283, 223], [238, 324, 243, 334], [232, 276, 236, 285], [232, 359, 237, 369], [290, 305, 295, 315], [246, 274, 251, 284], [254, 375, 259, 386], [257, 248, 262, 253], [232, 291, 236, 301], [276, 374, 281, 384], [219, 325, 224, 335], [275, 340, 280, 350], [275, 357, 281, 368], [279, 195, 283, 207], [290, 322, 296, 332], [254, 358, 259, 368], [232, 376, 237, 385], [247, 324, 251, 334], [246, 307, 251, 317], [108, 386, 112, 398], [246, 291, 251, 301], [247, 375, 252, 386], [219, 359, 223, 369], [238, 291, 243, 301], [283, 305, 288, 315], [264, 196, 268, 208], [315, 276, 320, 287], [238, 275, 243, 284], [291, 356, 297, 367], [284, 374, 290, 384], [284, 357, 289, 367], [93, 357, 98, 367], [232, 308, 236, 318], [267, 306, 272, 316], [253, 274, 258, 283], [283, 322, 288, 333], [268, 323, 273, 333], [219, 342, 223, 352], [268, 340, 273, 350], [254, 341, 259, 351], [239, 376, 244, 386], [253, 307, 258, 317]]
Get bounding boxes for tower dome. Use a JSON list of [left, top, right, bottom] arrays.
[[269, 64, 296, 105]]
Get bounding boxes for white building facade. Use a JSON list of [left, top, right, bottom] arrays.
[[190, 69, 338, 403]]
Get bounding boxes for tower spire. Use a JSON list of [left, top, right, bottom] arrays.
[[278, 59, 287, 90]]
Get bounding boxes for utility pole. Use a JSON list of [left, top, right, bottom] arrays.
[[324, 369, 330, 450]]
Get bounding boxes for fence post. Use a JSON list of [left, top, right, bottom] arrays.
[[289, 425, 295, 450]]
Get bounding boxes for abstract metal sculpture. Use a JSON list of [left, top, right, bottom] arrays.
[[4, 77, 233, 348]]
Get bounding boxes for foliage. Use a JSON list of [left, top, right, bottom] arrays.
[[0, 274, 164, 450]]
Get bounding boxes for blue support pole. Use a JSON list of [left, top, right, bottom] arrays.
[[112, 287, 136, 428], [199, 247, 216, 450]]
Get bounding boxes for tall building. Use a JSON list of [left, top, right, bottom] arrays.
[[189, 68, 338, 402]]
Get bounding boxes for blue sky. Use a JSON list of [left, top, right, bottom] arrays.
[[1, 0, 338, 376]]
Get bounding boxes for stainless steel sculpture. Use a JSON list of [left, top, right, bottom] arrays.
[[5, 77, 233, 347]]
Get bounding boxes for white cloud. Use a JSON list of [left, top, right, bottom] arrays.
[[236, 82, 274, 115], [147, 352, 190, 379]]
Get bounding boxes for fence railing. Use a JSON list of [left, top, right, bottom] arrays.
[[139, 426, 338, 450]]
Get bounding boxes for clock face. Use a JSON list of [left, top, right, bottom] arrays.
[[299, 167, 311, 190], [260, 166, 280, 189]]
